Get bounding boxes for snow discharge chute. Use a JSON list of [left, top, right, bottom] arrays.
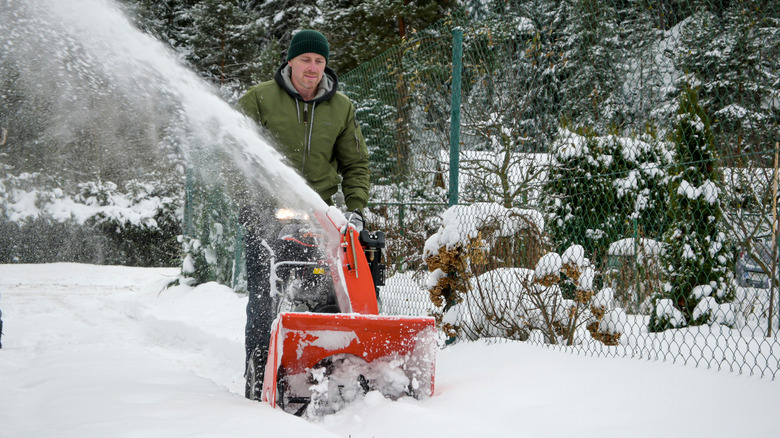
[[258, 207, 437, 416]]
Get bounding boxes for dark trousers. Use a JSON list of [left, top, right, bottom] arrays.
[[244, 231, 274, 367], [241, 205, 277, 371]]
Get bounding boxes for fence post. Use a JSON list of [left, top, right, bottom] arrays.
[[634, 217, 640, 311], [771, 143, 779, 336], [399, 203, 406, 237], [449, 27, 463, 207], [184, 168, 194, 237]]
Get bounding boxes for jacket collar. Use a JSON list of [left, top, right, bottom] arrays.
[[274, 62, 338, 103]]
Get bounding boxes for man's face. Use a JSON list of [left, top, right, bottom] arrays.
[[288, 52, 326, 95]]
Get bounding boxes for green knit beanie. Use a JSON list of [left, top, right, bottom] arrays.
[[286, 30, 329, 63]]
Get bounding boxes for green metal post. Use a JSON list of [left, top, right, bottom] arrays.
[[184, 168, 194, 236], [776, 229, 779, 332], [634, 218, 640, 311], [399, 203, 406, 237], [449, 27, 463, 207], [446, 29, 462, 344]]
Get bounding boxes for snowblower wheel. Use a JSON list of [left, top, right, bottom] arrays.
[[245, 348, 266, 401]]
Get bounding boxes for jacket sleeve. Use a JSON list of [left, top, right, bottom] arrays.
[[334, 100, 370, 211], [237, 88, 261, 123]]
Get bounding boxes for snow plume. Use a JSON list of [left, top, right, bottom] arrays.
[[0, 0, 326, 214]]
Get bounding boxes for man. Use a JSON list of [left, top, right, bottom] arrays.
[[237, 30, 370, 400]]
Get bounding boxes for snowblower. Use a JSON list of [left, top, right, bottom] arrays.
[[252, 206, 437, 416]]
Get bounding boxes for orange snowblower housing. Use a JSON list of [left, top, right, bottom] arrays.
[[260, 207, 437, 415]]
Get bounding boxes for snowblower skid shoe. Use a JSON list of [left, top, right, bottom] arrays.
[[258, 207, 437, 416]]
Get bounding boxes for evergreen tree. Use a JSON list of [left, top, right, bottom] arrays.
[[121, 0, 196, 52], [613, 0, 668, 130], [511, 0, 564, 153], [187, 0, 265, 97], [613, 127, 672, 241], [341, 78, 401, 187], [542, 123, 671, 265], [459, 0, 560, 155], [252, 0, 319, 79], [552, 0, 623, 130], [542, 126, 626, 261], [650, 87, 734, 332], [673, 4, 779, 158], [315, 0, 458, 74]]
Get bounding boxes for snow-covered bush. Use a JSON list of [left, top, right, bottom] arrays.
[[0, 170, 182, 265], [525, 245, 600, 345], [442, 242, 629, 346], [77, 178, 182, 266], [423, 203, 545, 340], [542, 126, 671, 264]]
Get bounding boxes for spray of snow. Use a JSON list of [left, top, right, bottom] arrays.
[[1, 0, 327, 217]]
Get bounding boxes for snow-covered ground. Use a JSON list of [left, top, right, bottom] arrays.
[[1, 263, 779, 438]]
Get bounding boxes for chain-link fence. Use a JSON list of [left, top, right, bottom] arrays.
[[340, 1, 780, 378]]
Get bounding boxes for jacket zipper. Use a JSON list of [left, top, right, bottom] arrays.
[[301, 102, 308, 172]]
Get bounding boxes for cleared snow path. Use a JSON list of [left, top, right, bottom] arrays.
[[0, 263, 332, 437]]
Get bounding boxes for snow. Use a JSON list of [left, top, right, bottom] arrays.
[[4, 0, 327, 226], [655, 298, 686, 328], [599, 308, 628, 334], [423, 203, 543, 258], [561, 244, 587, 266], [3, 263, 778, 438], [693, 297, 736, 326], [608, 237, 662, 261], [692, 284, 714, 299], [534, 252, 562, 277], [593, 287, 615, 308], [2, 0, 780, 434], [297, 330, 359, 356]]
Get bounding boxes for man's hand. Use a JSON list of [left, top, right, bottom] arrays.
[[346, 210, 364, 232]]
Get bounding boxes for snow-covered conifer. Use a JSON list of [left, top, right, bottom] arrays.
[[650, 86, 734, 332]]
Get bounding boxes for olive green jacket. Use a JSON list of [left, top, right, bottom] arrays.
[[238, 63, 369, 211]]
